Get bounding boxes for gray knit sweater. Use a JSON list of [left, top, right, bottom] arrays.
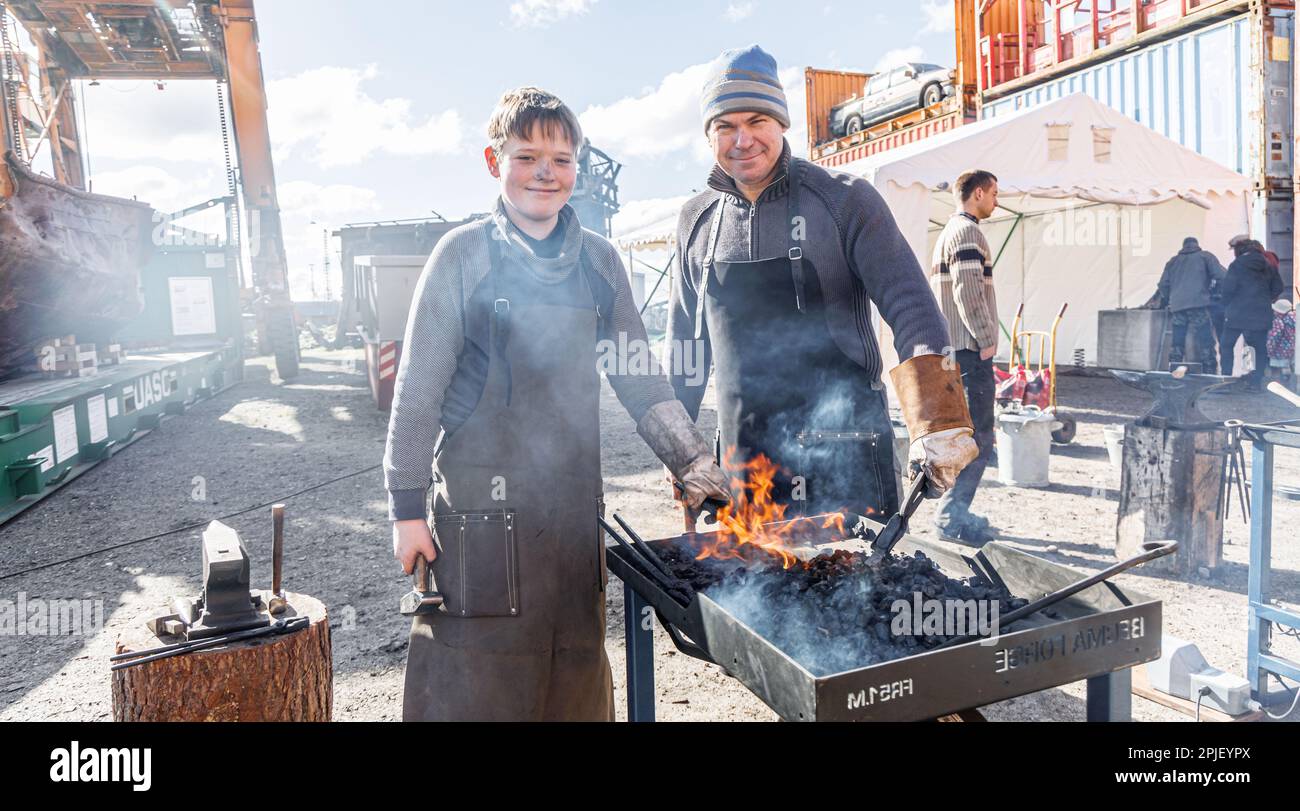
[[667, 141, 950, 419], [383, 200, 676, 520]]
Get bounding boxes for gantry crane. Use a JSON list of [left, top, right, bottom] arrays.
[[0, 0, 300, 378]]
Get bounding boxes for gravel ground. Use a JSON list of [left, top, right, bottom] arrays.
[[1, 346, 1297, 722]]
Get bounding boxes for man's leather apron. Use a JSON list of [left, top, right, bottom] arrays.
[[403, 232, 613, 721], [697, 162, 899, 518]]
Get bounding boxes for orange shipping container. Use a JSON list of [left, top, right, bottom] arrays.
[[804, 67, 871, 154]]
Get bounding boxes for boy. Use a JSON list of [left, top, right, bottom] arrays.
[[384, 87, 728, 721]]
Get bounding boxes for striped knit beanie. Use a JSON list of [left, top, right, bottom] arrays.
[[700, 45, 790, 132]]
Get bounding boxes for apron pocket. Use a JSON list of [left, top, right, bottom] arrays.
[[431, 510, 519, 618], [795, 430, 891, 516]]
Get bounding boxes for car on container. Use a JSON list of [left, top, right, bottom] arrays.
[[829, 62, 956, 137]]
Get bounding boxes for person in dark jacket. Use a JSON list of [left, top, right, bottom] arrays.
[[1219, 238, 1285, 391], [1147, 236, 1225, 372]]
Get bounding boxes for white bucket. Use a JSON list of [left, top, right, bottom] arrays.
[[1103, 424, 1126, 479], [996, 410, 1054, 487]]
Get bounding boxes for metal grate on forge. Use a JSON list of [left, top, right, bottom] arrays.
[[606, 512, 1163, 722]]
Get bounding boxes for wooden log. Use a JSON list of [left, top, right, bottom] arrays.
[[112, 592, 332, 722], [1116, 424, 1225, 576]]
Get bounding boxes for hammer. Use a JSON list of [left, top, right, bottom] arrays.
[[399, 554, 444, 616]]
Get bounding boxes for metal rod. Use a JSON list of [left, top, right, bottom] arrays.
[[938, 540, 1178, 649], [271, 503, 285, 596], [597, 515, 688, 602], [110, 617, 308, 671], [612, 513, 675, 580]]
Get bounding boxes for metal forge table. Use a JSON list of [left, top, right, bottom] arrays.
[[1240, 422, 1300, 698], [609, 515, 1162, 722]]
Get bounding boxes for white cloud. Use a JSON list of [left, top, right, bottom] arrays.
[[267, 65, 463, 169], [277, 180, 382, 301], [920, 0, 955, 34], [81, 80, 224, 163], [611, 195, 692, 240], [91, 165, 220, 213], [581, 58, 809, 166], [510, 0, 597, 27], [579, 60, 716, 163], [724, 2, 755, 22], [873, 47, 926, 73], [278, 180, 381, 221]]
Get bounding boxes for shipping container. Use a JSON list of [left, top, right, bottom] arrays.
[[974, 0, 1251, 95], [808, 0, 980, 167], [980, 5, 1295, 288], [804, 67, 874, 153]]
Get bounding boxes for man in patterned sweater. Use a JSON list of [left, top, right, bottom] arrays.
[[929, 170, 1001, 545]]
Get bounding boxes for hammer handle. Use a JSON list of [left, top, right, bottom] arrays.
[[414, 554, 431, 592], [271, 503, 286, 596]]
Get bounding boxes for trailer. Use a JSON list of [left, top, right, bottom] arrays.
[[0, 203, 246, 526]]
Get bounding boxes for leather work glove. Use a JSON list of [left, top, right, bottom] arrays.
[[907, 426, 979, 495], [889, 353, 978, 498], [676, 454, 730, 511], [638, 400, 732, 527]]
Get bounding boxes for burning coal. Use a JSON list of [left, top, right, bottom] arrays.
[[667, 452, 1027, 676]]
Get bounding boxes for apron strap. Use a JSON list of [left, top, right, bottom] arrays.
[[787, 159, 806, 314], [696, 196, 726, 340], [486, 225, 513, 407]]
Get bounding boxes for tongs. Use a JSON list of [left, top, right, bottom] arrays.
[[867, 470, 931, 564], [598, 513, 694, 606]]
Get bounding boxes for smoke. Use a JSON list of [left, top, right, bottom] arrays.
[[696, 548, 1024, 677]]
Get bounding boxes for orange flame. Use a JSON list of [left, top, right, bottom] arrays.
[[693, 448, 850, 570]]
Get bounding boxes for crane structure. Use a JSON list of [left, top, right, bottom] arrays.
[[0, 0, 300, 378]]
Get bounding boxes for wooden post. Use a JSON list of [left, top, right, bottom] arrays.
[[112, 592, 332, 722], [1116, 424, 1226, 576]]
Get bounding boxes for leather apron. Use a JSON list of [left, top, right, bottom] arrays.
[[697, 163, 899, 519], [403, 230, 613, 722]]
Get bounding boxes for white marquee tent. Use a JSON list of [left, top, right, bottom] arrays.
[[837, 92, 1253, 367]]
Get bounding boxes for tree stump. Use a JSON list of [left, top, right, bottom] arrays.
[[1116, 424, 1225, 576], [112, 592, 332, 721]]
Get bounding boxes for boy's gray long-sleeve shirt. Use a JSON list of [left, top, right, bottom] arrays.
[[667, 141, 950, 419], [383, 200, 676, 521]]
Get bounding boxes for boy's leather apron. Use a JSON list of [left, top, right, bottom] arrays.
[[403, 234, 612, 722]]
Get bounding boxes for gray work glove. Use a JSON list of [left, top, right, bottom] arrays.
[[637, 400, 731, 511]]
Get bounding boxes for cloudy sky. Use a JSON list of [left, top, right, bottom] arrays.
[[77, 0, 958, 299]]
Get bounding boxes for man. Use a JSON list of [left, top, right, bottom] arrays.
[[928, 170, 1000, 545], [385, 87, 729, 721], [1220, 237, 1285, 391], [1148, 236, 1225, 373], [668, 46, 977, 526]]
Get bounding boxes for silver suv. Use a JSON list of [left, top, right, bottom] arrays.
[[829, 62, 954, 138]]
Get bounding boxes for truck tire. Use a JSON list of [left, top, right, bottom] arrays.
[[269, 308, 301, 380], [846, 115, 863, 135], [921, 83, 942, 108]]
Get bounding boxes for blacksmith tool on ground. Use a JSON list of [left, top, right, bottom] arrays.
[[937, 539, 1178, 649], [399, 554, 444, 616], [868, 470, 931, 563], [1111, 369, 1239, 428], [110, 616, 310, 671]]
